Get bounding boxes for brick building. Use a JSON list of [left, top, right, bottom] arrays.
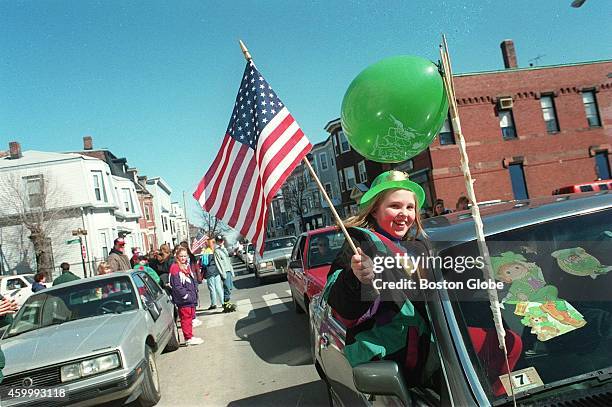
[[427, 40, 610, 207]]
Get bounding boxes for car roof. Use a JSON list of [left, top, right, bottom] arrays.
[[265, 236, 296, 242], [424, 192, 611, 251], [299, 226, 339, 238], [0, 274, 34, 279]]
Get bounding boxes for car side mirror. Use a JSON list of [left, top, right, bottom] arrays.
[[353, 361, 411, 406], [143, 296, 160, 321], [289, 259, 302, 269]]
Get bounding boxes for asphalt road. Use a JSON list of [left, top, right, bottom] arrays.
[[155, 258, 329, 407]]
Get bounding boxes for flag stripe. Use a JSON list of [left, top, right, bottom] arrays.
[[228, 153, 257, 227], [204, 137, 237, 212], [193, 135, 231, 205], [215, 143, 249, 220]]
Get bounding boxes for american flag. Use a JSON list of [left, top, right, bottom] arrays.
[[190, 233, 208, 253], [193, 61, 312, 254]]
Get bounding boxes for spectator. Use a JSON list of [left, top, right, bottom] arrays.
[[97, 261, 112, 275], [53, 262, 80, 286], [214, 235, 236, 313], [313, 236, 335, 264], [170, 247, 203, 346], [31, 272, 47, 292], [154, 244, 173, 291], [107, 237, 131, 272], [456, 196, 470, 211], [133, 255, 161, 285], [433, 198, 453, 216], [201, 240, 223, 310], [130, 247, 141, 268]]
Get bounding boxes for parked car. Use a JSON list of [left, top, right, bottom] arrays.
[[287, 227, 345, 314], [310, 192, 612, 406], [0, 274, 35, 306], [240, 243, 255, 273], [254, 236, 296, 282], [553, 179, 611, 195], [0, 270, 179, 406]]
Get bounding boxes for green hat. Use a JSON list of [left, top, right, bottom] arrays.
[[359, 170, 425, 209]]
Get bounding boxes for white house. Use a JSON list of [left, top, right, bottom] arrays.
[[146, 177, 175, 247], [0, 143, 141, 278], [170, 202, 189, 245]]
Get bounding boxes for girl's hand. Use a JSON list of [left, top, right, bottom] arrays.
[[351, 247, 375, 285]]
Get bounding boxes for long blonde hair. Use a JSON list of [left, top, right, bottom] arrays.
[[343, 188, 425, 241], [175, 246, 189, 272]]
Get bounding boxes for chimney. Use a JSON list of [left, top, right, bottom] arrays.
[[500, 39, 518, 69], [9, 141, 22, 159], [83, 135, 93, 150]]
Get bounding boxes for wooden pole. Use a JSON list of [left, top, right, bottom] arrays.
[[237, 40, 359, 257], [439, 35, 516, 404]]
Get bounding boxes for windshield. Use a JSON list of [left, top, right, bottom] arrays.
[[23, 275, 35, 284], [247, 244, 254, 254], [441, 208, 612, 402], [5, 276, 138, 338], [264, 237, 296, 252], [308, 230, 345, 268]]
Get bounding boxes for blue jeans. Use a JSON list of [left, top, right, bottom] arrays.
[[206, 274, 223, 307], [222, 272, 234, 302]]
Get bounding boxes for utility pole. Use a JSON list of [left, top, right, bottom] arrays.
[[183, 191, 191, 245], [71, 228, 88, 278]]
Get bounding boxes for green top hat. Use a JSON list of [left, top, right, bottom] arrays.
[[359, 170, 425, 209]]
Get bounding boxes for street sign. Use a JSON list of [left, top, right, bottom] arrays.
[[66, 238, 80, 244]]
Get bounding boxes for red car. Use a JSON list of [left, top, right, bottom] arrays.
[[287, 227, 346, 314]]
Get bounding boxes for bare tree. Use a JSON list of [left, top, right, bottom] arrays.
[[282, 172, 309, 233], [0, 172, 78, 277], [197, 209, 231, 239]]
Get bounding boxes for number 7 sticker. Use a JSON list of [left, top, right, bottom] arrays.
[[499, 367, 544, 396]]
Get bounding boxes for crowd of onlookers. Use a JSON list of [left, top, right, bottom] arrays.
[[421, 196, 470, 218]]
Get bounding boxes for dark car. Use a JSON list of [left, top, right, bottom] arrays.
[[287, 227, 345, 314], [310, 192, 612, 406]]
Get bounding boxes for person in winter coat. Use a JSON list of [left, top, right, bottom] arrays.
[[214, 235, 236, 312], [170, 247, 203, 346], [326, 170, 433, 387], [133, 255, 161, 285], [154, 244, 173, 293], [107, 237, 131, 272], [53, 262, 80, 286], [31, 272, 47, 292], [201, 240, 224, 310]]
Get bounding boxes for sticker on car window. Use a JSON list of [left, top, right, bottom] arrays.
[[499, 366, 544, 395], [551, 247, 612, 279], [514, 300, 586, 341]]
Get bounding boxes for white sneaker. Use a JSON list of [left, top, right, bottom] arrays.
[[192, 319, 203, 327], [185, 337, 203, 346]]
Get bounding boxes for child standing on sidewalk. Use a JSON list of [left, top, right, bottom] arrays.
[[170, 247, 203, 345]]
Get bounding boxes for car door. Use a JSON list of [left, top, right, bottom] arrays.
[[319, 304, 369, 406], [139, 272, 175, 344], [288, 235, 307, 309], [133, 274, 166, 343], [5, 277, 29, 305]]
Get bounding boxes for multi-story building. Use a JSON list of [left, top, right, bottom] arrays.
[[427, 40, 610, 207], [310, 137, 343, 227], [146, 177, 174, 247], [0, 142, 141, 278], [170, 201, 189, 245]]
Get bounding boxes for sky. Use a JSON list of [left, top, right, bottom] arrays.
[[1, 0, 611, 225]]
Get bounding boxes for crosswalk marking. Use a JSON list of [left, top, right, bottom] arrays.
[[262, 293, 290, 314], [236, 298, 255, 319]]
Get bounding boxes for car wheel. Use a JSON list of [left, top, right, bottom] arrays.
[[136, 346, 161, 407], [163, 323, 180, 352]]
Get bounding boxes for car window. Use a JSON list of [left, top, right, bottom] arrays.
[[440, 208, 612, 401], [133, 274, 155, 305], [5, 276, 138, 338], [598, 183, 608, 191], [579, 185, 593, 192], [291, 236, 305, 263], [139, 272, 163, 299], [6, 278, 23, 290], [308, 230, 345, 268], [264, 237, 296, 251], [23, 275, 34, 284]]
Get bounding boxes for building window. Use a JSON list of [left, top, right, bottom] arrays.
[[170, 220, 175, 234], [91, 171, 108, 202], [332, 135, 339, 155], [509, 163, 529, 200], [439, 116, 456, 145], [582, 91, 601, 128], [540, 95, 559, 133], [324, 183, 333, 199], [122, 188, 134, 213], [344, 166, 356, 189], [144, 204, 150, 221], [358, 161, 367, 183], [499, 110, 517, 140], [319, 153, 329, 171], [99, 231, 109, 259], [23, 175, 43, 208], [313, 190, 320, 207], [338, 170, 345, 191], [595, 151, 611, 180], [339, 131, 350, 153]]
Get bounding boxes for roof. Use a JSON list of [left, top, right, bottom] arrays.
[[424, 192, 611, 250], [146, 176, 173, 195], [0, 150, 98, 169], [455, 59, 612, 78], [298, 226, 339, 237]]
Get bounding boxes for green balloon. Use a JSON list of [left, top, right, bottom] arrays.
[[341, 56, 449, 163]]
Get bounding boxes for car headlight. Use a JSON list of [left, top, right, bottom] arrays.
[[61, 353, 121, 382]]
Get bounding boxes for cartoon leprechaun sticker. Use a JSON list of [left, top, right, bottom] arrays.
[[492, 252, 558, 304], [551, 247, 612, 279]]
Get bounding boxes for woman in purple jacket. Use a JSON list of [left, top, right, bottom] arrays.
[[170, 247, 203, 346]]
